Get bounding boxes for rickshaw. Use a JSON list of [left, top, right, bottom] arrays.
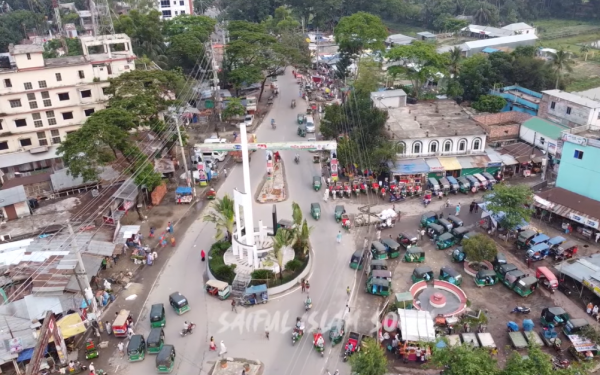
[[127, 334, 146, 362], [334, 205, 345, 223], [156, 345, 176, 373], [482, 172, 495, 187], [503, 269, 526, 288], [380, 238, 401, 259], [205, 279, 231, 300], [297, 113, 305, 124], [291, 99, 296, 108], [84, 339, 99, 360], [529, 233, 550, 248], [492, 253, 507, 270], [447, 176, 459, 194], [366, 277, 390, 296], [438, 177, 450, 196], [312, 155, 320, 163], [447, 215, 463, 228], [310, 202, 321, 220], [496, 263, 518, 282], [328, 318, 346, 345], [526, 243, 550, 261], [452, 227, 469, 242], [420, 212, 438, 227], [536, 266, 558, 293], [436, 232, 457, 250], [313, 330, 325, 356], [397, 232, 418, 249], [553, 241, 578, 261], [439, 266, 462, 286], [206, 188, 217, 200], [240, 284, 268, 306], [428, 178, 440, 195], [344, 332, 360, 361], [371, 241, 388, 260], [313, 176, 322, 191], [411, 266, 434, 282], [352, 180, 360, 195], [341, 213, 351, 230], [465, 175, 480, 191], [297, 125, 307, 137], [343, 182, 351, 198], [473, 173, 488, 190], [474, 269, 498, 287], [541, 307, 569, 327], [112, 309, 130, 338], [147, 327, 165, 354], [403, 247, 425, 263], [427, 223, 445, 239], [457, 176, 470, 194], [563, 318, 589, 336], [369, 259, 388, 271], [369, 269, 392, 281], [513, 276, 538, 297], [548, 236, 566, 251], [438, 218, 453, 232], [452, 247, 466, 262], [516, 229, 537, 249], [349, 250, 367, 270], [292, 318, 305, 345], [477, 333, 497, 354], [150, 303, 166, 328], [169, 292, 190, 315]]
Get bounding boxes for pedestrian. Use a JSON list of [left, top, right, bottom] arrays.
[[219, 341, 227, 356], [118, 341, 124, 357], [593, 305, 599, 318], [469, 202, 475, 214], [223, 168, 228, 177], [167, 221, 174, 234], [376, 230, 381, 241], [149, 227, 155, 238], [265, 330, 270, 339], [455, 203, 461, 216], [587, 302, 593, 314], [105, 321, 112, 335], [170, 237, 176, 247], [474, 202, 479, 213], [363, 237, 368, 250], [201, 249, 206, 261], [88, 362, 95, 374], [152, 251, 158, 261], [231, 299, 237, 313], [420, 229, 425, 242], [147, 252, 154, 266], [127, 326, 134, 339], [347, 286, 350, 296], [301, 279, 306, 293], [595, 231, 600, 243], [336, 231, 342, 244], [209, 336, 216, 351]]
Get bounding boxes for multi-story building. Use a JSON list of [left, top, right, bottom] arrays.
[[539, 90, 600, 128], [489, 85, 542, 116], [0, 34, 136, 179], [157, 0, 193, 19]]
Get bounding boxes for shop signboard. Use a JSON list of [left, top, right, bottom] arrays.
[[561, 133, 587, 146], [568, 212, 599, 229], [587, 138, 600, 149]]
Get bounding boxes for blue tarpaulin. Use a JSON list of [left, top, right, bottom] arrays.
[[175, 187, 192, 195], [388, 159, 430, 175], [478, 200, 529, 230], [18, 347, 47, 362]]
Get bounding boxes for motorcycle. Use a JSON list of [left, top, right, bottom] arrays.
[[272, 122, 276, 129], [511, 306, 531, 314], [423, 198, 431, 207], [180, 323, 196, 337], [294, 155, 299, 164], [305, 301, 312, 311]]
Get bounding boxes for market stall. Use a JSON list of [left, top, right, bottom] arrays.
[[396, 309, 436, 362], [388, 159, 430, 196]]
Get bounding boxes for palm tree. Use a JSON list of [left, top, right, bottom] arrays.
[[292, 202, 303, 227], [272, 228, 295, 279], [203, 195, 235, 243], [580, 44, 590, 61], [473, 5, 491, 26], [552, 49, 574, 89], [297, 219, 312, 256], [448, 46, 463, 77]]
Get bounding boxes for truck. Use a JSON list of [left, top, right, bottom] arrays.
[[231, 133, 257, 162]]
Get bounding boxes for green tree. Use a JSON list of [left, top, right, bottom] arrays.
[[0, 10, 44, 52], [203, 195, 235, 242], [222, 98, 246, 122], [462, 233, 497, 262], [551, 49, 574, 89], [512, 46, 537, 58], [502, 344, 585, 375], [484, 184, 534, 233], [348, 337, 387, 375], [447, 46, 463, 78], [264, 6, 300, 34], [272, 228, 295, 279], [354, 57, 381, 95], [429, 343, 500, 375], [580, 44, 590, 61], [43, 38, 83, 58], [472, 95, 506, 113], [334, 12, 387, 55], [114, 10, 165, 62], [458, 54, 495, 101]]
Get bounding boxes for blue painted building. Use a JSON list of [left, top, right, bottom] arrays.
[[489, 85, 542, 116]]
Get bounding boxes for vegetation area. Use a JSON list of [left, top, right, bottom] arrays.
[[483, 184, 534, 232]]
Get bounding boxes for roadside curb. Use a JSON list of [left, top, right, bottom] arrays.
[[255, 160, 288, 203]]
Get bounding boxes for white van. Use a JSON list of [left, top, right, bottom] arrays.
[[305, 115, 315, 133], [194, 138, 228, 162]]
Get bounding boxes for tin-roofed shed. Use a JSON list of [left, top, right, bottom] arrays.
[[0, 186, 31, 220]]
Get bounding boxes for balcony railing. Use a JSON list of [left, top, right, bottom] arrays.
[[396, 149, 486, 159]]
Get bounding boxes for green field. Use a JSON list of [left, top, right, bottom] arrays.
[[383, 21, 425, 37]]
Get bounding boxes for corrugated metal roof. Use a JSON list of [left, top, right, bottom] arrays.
[[522, 117, 568, 140], [485, 148, 503, 165], [536, 187, 600, 224], [438, 157, 462, 170], [0, 185, 27, 207], [555, 254, 600, 284], [2, 173, 51, 190], [502, 22, 533, 31], [457, 156, 474, 168], [498, 142, 544, 163], [84, 240, 115, 257], [389, 159, 430, 174], [464, 34, 538, 49], [0, 146, 59, 169], [425, 158, 443, 171], [113, 179, 138, 201], [471, 155, 491, 168], [499, 153, 518, 165]]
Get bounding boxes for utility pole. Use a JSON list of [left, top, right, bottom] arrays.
[[175, 117, 194, 197], [210, 40, 222, 126], [66, 221, 98, 322]]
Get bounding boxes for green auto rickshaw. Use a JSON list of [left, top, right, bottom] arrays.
[[380, 238, 401, 259], [150, 303, 166, 328], [420, 212, 438, 227], [156, 345, 176, 373], [127, 334, 146, 362], [516, 229, 537, 250], [474, 269, 498, 287], [457, 176, 470, 194], [411, 266, 434, 283], [427, 223, 445, 239], [335, 205, 345, 223], [452, 227, 470, 243], [349, 250, 367, 270], [297, 113, 305, 124], [328, 318, 346, 345], [403, 247, 425, 263], [436, 232, 457, 250], [452, 246, 466, 262], [168, 292, 190, 315], [297, 125, 307, 137], [311, 202, 321, 220], [147, 327, 165, 354], [313, 175, 322, 191], [371, 241, 388, 260], [395, 291, 414, 309], [366, 277, 390, 296], [439, 266, 462, 286], [369, 259, 388, 271]]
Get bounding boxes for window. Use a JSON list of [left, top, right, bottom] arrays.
[[162, 10, 172, 17], [102, 87, 110, 95], [0, 119, 3, 130], [179, 0, 184, 4], [62, 112, 74, 120], [33, 113, 43, 128], [24, 82, 32, 90], [429, 141, 438, 153], [26, 53, 31, 60], [160, 0, 169, 6], [27, 93, 35, 101], [574, 150, 584, 159], [51, 130, 61, 144], [551, 101, 556, 110], [37, 131, 48, 146], [78, 70, 85, 79], [29, 101, 38, 109], [80, 90, 92, 98], [398, 141, 406, 154], [458, 139, 467, 151], [9, 99, 21, 108], [175, 10, 178, 15], [41, 91, 49, 99], [14, 119, 27, 127], [46, 111, 57, 126], [472, 138, 481, 150], [38, 80, 47, 88], [181, 10, 185, 14], [55, 73, 62, 82], [19, 138, 32, 147], [84, 108, 95, 117], [539, 137, 545, 145], [0, 142, 7, 150], [58, 92, 70, 101], [43, 99, 52, 107], [412, 141, 422, 154], [443, 140, 452, 152], [3, 79, 11, 88], [566, 106, 572, 115]]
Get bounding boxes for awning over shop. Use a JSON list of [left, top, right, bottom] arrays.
[[470, 155, 491, 168], [17, 347, 47, 362], [56, 313, 86, 340], [499, 154, 518, 166], [498, 142, 545, 163], [555, 254, 600, 295], [398, 309, 436, 343], [485, 148, 503, 167], [437, 157, 462, 171], [535, 188, 600, 230], [457, 156, 474, 169], [425, 158, 444, 172], [389, 159, 430, 175]]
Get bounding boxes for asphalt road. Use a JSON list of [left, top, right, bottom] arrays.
[[115, 70, 358, 375]]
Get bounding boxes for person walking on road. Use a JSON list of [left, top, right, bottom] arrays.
[[219, 341, 227, 356], [336, 231, 342, 244], [88, 362, 95, 374], [301, 279, 306, 293], [347, 286, 351, 296], [167, 221, 174, 234], [223, 168, 228, 177], [149, 227, 155, 238], [118, 341, 124, 357], [363, 237, 369, 250], [455, 203, 461, 216], [201, 249, 206, 261], [474, 202, 479, 213], [596, 232, 600, 243], [209, 337, 216, 351], [105, 321, 112, 335], [469, 202, 475, 214], [231, 299, 237, 313], [376, 230, 381, 241]]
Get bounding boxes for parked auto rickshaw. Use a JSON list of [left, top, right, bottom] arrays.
[[553, 241, 578, 261], [513, 276, 538, 297], [428, 178, 440, 195], [240, 284, 268, 306], [297, 113, 305, 124], [492, 253, 507, 270], [547, 236, 566, 251], [474, 269, 498, 287], [473, 173, 488, 190], [297, 125, 307, 137], [452, 247, 466, 262], [436, 232, 457, 250], [427, 223, 445, 239], [150, 303, 166, 328], [369, 269, 392, 281], [397, 232, 418, 249], [439, 266, 462, 286], [349, 250, 367, 270], [313, 175, 322, 191], [452, 227, 469, 242], [156, 345, 176, 373], [311, 202, 321, 220], [380, 238, 401, 259], [457, 176, 470, 193], [411, 266, 434, 282], [127, 334, 146, 362], [205, 279, 232, 300], [366, 277, 390, 296], [529, 233, 550, 248], [482, 172, 495, 188], [403, 247, 425, 263], [313, 155, 320, 163], [169, 292, 190, 315], [465, 175, 480, 191], [438, 218, 453, 232], [84, 339, 99, 360], [536, 266, 558, 293], [541, 307, 569, 327], [447, 176, 459, 194], [369, 259, 388, 271], [563, 318, 589, 336], [420, 212, 438, 227], [438, 177, 450, 195], [502, 269, 526, 288], [371, 241, 388, 260], [447, 215, 463, 228], [147, 328, 165, 354], [516, 229, 537, 249], [526, 243, 550, 261], [335, 205, 345, 223], [328, 318, 346, 345]]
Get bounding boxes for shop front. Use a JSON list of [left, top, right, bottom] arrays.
[[425, 158, 445, 179], [498, 143, 544, 178], [498, 153, 518, 178], [469, 155, 491, 175], [484, 148, 503, 175], [437, 157, 462, 177], [389, 159, 430, 191]]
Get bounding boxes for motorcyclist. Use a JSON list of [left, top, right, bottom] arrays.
[[183, 321, 192, 334], [271, 118, 275, 125], [305, 295, 312, 308], [295, 153, 299, 162]]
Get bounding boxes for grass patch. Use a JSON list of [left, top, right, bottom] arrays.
[[383, 21, 425, 37], [566, 76, 600, 92]]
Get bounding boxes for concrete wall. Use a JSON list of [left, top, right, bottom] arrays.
[[400, 134, 487, 158], [474, 112, 530, 141], [519, 126, 559, 155], [539, 94, 600, 128], [556, 142, 600, 201]]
